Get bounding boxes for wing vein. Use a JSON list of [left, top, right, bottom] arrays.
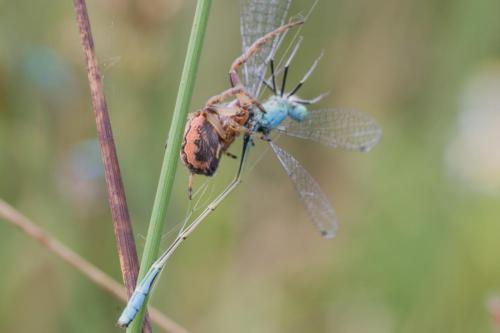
[[270, 142, 337, 238]]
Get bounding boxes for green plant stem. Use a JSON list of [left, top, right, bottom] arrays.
[[127, 1, 212, 332]]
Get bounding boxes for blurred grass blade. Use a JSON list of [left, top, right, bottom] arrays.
[[0, 199, 188, 333], [127, 0, 213, 332]]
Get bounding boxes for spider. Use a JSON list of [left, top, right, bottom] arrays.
[[180, 20, 303, 198]]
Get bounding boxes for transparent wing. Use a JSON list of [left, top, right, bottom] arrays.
[[240, 0, 292, 97], [270, 142, 337, 239], [276, 108, 382, 152]]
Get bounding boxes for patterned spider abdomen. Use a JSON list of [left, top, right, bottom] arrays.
[[181, 111, 222, 176]]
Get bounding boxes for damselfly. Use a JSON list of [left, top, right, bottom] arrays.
[[118, 0, 381, 327]]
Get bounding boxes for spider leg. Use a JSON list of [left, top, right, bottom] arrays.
[[230, 119, 252, 135], [229, 20, 304, 88], [188, 173, 194, 200], [206, 86, 242, 106], [206, 86, 266, 114]]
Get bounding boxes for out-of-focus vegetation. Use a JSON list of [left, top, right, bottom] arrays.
[[1, 0, 500, 332]]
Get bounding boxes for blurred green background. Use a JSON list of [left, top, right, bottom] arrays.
[[1, 0, 500, 332]]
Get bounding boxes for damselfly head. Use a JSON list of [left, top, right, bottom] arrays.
[[287, 95, 308, 121]]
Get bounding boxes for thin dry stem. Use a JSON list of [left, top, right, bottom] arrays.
[[0, 199, 189, 333], [72, 0, 149, 330]]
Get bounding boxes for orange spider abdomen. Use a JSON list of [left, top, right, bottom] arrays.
[[181, 111, 222, 176]]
